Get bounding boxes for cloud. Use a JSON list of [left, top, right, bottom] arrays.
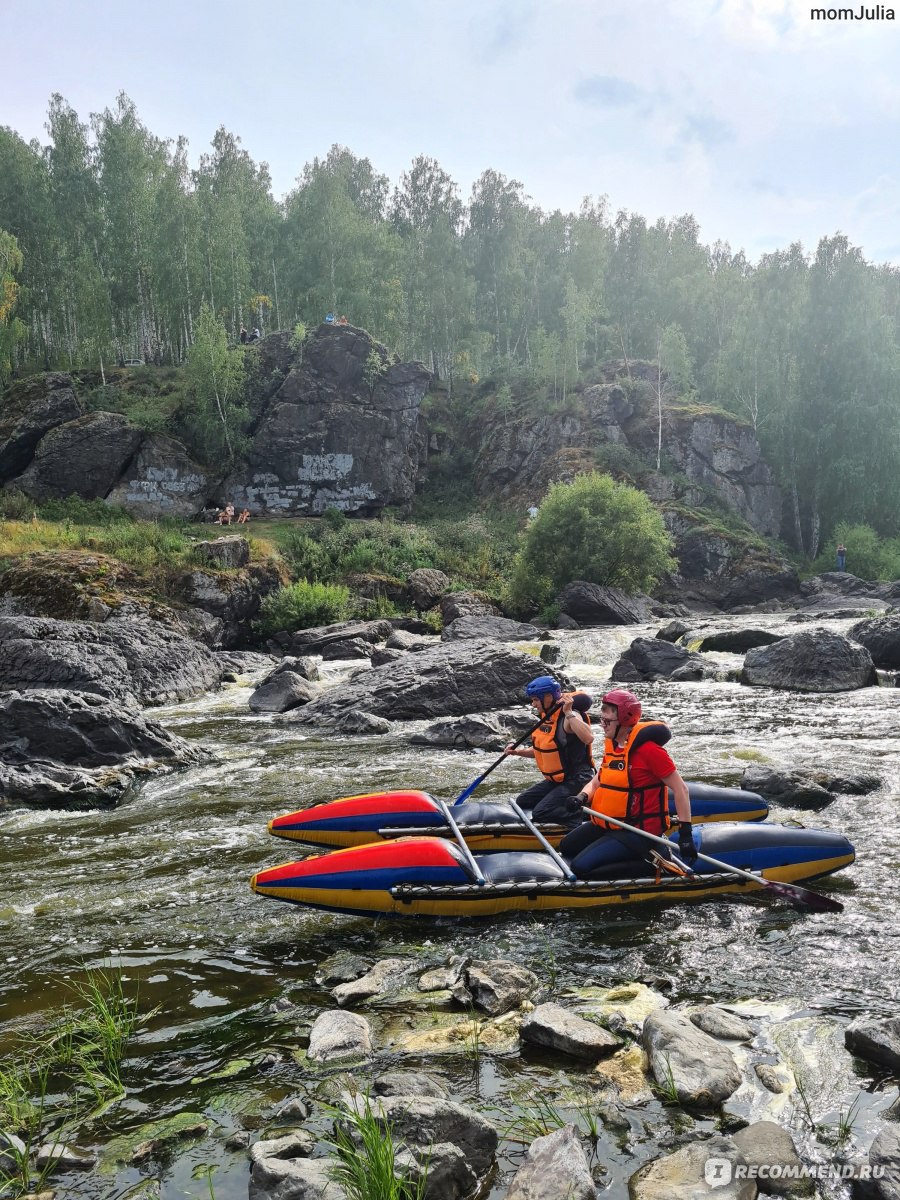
[[679, 112, 733, 147], [474, 3, 535, 62], [574, 74, 647, 108]]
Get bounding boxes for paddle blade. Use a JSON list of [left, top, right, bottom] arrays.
[[764, 879, 844, 913], [452, 777, 482, 807]]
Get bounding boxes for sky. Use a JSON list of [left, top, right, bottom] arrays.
[[4, 0, 900, 263]]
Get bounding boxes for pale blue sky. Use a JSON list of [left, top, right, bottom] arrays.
[[5, 0, 900, 262]]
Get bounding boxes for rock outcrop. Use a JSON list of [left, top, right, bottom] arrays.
[[224, 325, 431, 515], [12, 411, 143, 501], [0, 373, 82, 482], [557, 581, 653, 625], [0, 688, 202, 808], [0, 614, 223, 707], [104, 434, 209, 518]]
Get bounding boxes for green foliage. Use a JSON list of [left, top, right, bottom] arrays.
[[326, 1092, 428, 1200], [0, 227, 25, 383], [183, 302, 249, 465], [321, 505, 348, 531], [256, 579, 350, 634], [509, 473, 675, 611], [815, 522, 900, 581]]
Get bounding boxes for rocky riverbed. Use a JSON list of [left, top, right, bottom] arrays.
[[2, 607, 900, 1199]]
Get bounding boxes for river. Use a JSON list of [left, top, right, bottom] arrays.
[[1, 612, 897, 1199]]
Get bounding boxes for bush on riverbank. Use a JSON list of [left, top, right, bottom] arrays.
[[255, 579, 352, 635], [814, 522, 900, 581]]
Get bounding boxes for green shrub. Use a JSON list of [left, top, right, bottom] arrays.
[[816, 522, 900, 581], [256, 580, 350, 635], [509, 472, 675, 612], [321, 505, 348, 531]]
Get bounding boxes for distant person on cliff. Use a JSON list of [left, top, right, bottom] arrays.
[[247, 327, 260, 343], [503, 676, 595, 827], [836, 543, 847, 571], [239, 325, 248, 344], [337, 314, 349, 326], [559, 688, 695, 877]]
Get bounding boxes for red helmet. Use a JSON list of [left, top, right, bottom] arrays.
[[601, 688, 641, 725]]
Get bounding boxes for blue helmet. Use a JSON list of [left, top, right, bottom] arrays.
[[525, 675, 562, 702]]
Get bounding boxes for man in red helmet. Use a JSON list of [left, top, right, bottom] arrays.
[[559, 688, 695, 875]]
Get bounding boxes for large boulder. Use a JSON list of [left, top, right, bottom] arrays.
[[289, 640, 571, 724], [176, 563, 284, 648], [629, 1134, 755, 1200], [407, 568, 449, 610], [849, 615, 900, 669], [0, 372, 82, 483], [844, 1015, 900, 1071], [611, 636, 713, 682], [685, 628, 784, 653], [440, 592, 501, 624], [859, 1125, 900, 1200], [0, 688, 202, 808], [642, 1010, 742, 1106], [192, 536, 250, 570], [0, 614, 222, 707], [520, 1002, 620, 1060], [741, 630, 876, 692], [248, 671, 316, 713], [105, 433, 210, 518], [557, 581, 652, 625], [286, 619, 393, 655], [11, 411, 143, 501], [224, 324, 431, 516]]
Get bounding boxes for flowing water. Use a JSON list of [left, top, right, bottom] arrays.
[[2, 613, 898, 1199]]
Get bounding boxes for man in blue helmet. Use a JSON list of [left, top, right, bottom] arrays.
[[503, 675, 595, 827]]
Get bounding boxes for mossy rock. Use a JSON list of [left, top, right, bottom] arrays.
[[99, 1111, 211, 1172]]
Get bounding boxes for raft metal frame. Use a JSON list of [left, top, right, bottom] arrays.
[[388, 869, 743, 901]]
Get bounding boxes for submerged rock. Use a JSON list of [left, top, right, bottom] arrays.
[[505, 1124, 596, 1200], [248, 1130, 315, 1164], [689, 1006, 755, 1042], [845, 1015, 900, 1072]]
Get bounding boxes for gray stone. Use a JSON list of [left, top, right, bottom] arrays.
[[557, 581, 652, 625], [845, 1016, 900, 1072], [385, 628, 432, 651], [441, 614, 544, 642], [13, 410, 142, 501], [555, 613, 579, 629], [439, 591, 501, 624], [315, 952, 371, 987], [642, 1010, 742, 1106], [754, 1063, 791, 1093], [332, 710, 391, 735], [0, 613, 223, 707], [612, 636, 713, 682], [466, 960, 540, 1015], [370, 647, 404, 667], [688, 628, 784, 653], [332, 958, 413, 1005], [731, 1122, 807, 1197], [249, 1155, 345, 1200], [249, 1130, 315, 1164], [407, 568, 449, 610], [35, 1142, 98, 1171], [849, 615, 900, 669], [656, 619, 691, 642], [505, 1124, 596, 1200], [539, 642, 563, 664], [394, 1141, 476, 1200], [0, 1132, 26, 1174], [353, 1094, 498, 1180], [319, 637, 372, 660], [859, 1125, 900, 1200], [268, 656, 320, 682], [740, 765, 835, 809], [307, 1010, 372, 1061], [409, 714, 519, 751], [249, 673, 317, 713], [741, 630, 876, 692], [290, 639, 573, 724], [373, 1072, 449, 1099], [0, 372, 83, 483], [689, 1006, 755, 1041], [192, 536, 250, 570], [629, 1134, 755, 1200], [520, 1002, 620, 1060], [176, 563, 283, 648], [288, 619, 393, 654], [0, 688, 202, 808]]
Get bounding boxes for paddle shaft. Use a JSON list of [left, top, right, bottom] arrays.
[[451, 702, 562, 806], [580, 806, 842, 912]]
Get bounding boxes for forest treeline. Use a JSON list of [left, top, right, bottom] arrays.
[[2, 92, 900, 556]]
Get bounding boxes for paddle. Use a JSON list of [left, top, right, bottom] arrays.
[[580, 806, 844, 914], [451, 702, 562, 806]]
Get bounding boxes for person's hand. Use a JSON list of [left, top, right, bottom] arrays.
[[562, 694, 574, 714], [677, 822, 697, 864], [504, 742, 518, 755]]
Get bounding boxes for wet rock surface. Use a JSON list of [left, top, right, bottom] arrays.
[[741, 629, 877, 692]]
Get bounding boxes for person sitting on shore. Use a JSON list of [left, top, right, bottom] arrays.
[[237, 508, 250, 524], [337, 314, 349, 326]]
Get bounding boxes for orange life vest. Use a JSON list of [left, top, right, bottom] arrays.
[[531, 694, 594, 783], [589, 720, 672, 834]]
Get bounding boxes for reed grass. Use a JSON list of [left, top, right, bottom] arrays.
[[325, 1093, 428, 1200]]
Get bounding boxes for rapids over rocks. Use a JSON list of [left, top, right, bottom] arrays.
[[1, 610, 898, 1199]]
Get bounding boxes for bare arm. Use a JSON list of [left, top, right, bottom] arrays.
[[661, 769, 691, 824]]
